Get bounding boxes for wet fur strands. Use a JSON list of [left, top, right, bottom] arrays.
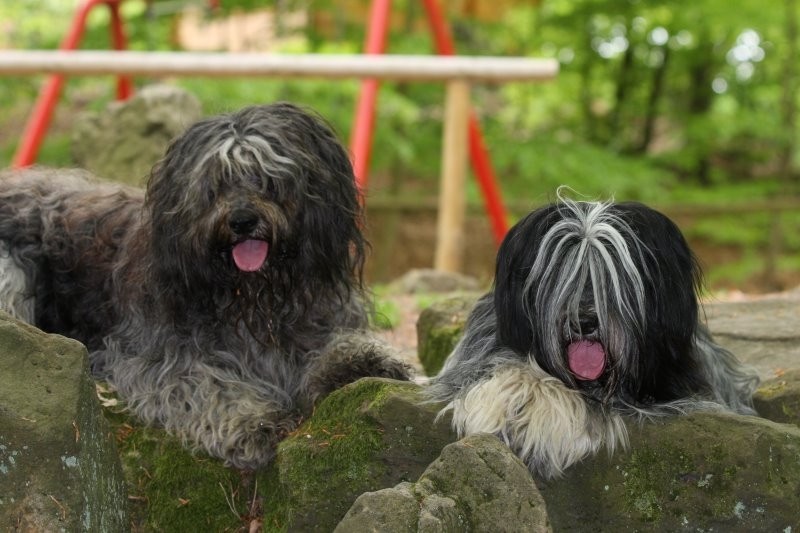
[[0, 103, 410, 469], [428, 191, 759, 479]]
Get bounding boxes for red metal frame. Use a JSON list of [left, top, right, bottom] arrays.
[[350, 0, 391, 190], [350, 0, 510, 244], [16, 0, 510, 243], [12, 0, 133, 168]]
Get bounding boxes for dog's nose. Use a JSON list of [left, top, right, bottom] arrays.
[[571, 315, 599, 336], [578, 316, 599, 334], [229, 208, 259, 235]]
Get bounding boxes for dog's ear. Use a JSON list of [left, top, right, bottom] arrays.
[[275, 104, 367, 291], [618, 203, 701, 353], [612, 203, 714, 402]]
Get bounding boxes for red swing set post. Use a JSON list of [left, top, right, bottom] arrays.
[[350, 0, 511, 247], [12, 0, 134, 168]]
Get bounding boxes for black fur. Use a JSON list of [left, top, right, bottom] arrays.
[[428, 193, 759, 478]]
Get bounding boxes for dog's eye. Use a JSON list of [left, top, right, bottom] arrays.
[[248, 175, 263, 189]]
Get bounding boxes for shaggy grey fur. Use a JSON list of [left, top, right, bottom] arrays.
[[0, 103, 410, 469]]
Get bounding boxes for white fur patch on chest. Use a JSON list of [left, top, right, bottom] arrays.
[[0, 241, 34, 323]]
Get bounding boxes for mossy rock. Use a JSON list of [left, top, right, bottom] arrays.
[[753, 369, 800, 427], [102, 377, 455, 531], [0, 313, 128, 532], [103, 405, 257, 532], [387, 269, 482, 294], [337, 433, 551, 532], [71, 84, 202, 186], [416, 293, 480, 376], [538, 413, 800, 531], [258, 378, 457, 532]]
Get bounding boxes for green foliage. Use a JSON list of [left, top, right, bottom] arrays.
[[482, 131, 676, 204], [103, 407, 251, 531], [370, 296, 401, 330], [259, 379, 396, 530], [1, 1, 798, 290]]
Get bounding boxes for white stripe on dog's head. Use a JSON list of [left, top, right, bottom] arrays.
[[522, 189, 652, 376]]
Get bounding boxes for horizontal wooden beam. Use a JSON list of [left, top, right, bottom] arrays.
[[0, 51, 559, 83]]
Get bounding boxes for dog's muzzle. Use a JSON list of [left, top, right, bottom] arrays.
[[567, 340, 606, 380], [228, 207, 269, 272], [566, 313, 606, 380]]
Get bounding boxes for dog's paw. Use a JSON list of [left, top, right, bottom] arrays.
[[304, 332, 413, 403], [196, 411, 302, 470]]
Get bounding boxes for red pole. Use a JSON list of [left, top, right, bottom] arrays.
[[12, 0, 130, 168], [350, 0, 392, 191], [420, 0, 509, 244], [108, 0, 133, 100]]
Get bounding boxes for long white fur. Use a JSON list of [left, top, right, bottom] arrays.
[[443, 356, 628, 479], [0, 241, 34, 322], [524, 194, 652, 373]]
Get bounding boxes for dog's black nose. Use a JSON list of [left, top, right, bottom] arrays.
[[229, 208, 259, 235], [570, 315, 599, 336], [578, 316, 599, 334]]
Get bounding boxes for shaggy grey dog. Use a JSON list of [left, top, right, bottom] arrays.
[[0, 102, 410, 469], [428, 191, 759, 478]]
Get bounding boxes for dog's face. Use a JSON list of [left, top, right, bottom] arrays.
[[142, 103, 365, 318], [494, 198, 709, 407]]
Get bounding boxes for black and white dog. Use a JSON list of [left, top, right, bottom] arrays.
[[428, 191, 759, 478], [0, 102, 410, 469]]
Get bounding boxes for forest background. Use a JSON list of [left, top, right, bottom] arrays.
[[1, 0, 798, 292]]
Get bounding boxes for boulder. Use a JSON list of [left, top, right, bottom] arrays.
[[336, 433, 551, 532], [105, 408, 258, 532], [388, 268, 482, 294], [259, 378, 457, 531], [705, 295, 800, 379], [0, 312, 128, 531], [71, 84, 202, 185], [538, 413, 800, 530], [753, 368, 800, 427], [416, 293, 480, 375]]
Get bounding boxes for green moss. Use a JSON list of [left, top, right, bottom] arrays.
[[617, 416, 800, 525], [369, 297, 401, 330], [621, 445, 687, 522], [104, 408, 251, 532], [416, 295, 478, 376], [619, 437, 745, 523], [259, 379, 402, 531], [418, 324, 464, 376], [753, 372, 800, 426], [755, 381, 789, 400], [99, 379, 446, 532]]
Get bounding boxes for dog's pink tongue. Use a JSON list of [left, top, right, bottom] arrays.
[[567, 340, 606, 381], [232, 240, 269, 272]]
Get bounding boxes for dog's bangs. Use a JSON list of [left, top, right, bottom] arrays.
[[198, 134, 298, 196], [522, 199, 650, 360]]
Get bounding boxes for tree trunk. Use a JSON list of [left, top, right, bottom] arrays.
[[579, 28, 598, 142], [686, 30, 716, 185], [766, 0, 798, 288], [637, 43, 671, 153], [777, 0, 798, 194], [609, 33, 635, 145]]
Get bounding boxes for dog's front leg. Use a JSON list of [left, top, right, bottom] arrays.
[[302, 331, 413, 404], [100, 354, 301, 470]]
